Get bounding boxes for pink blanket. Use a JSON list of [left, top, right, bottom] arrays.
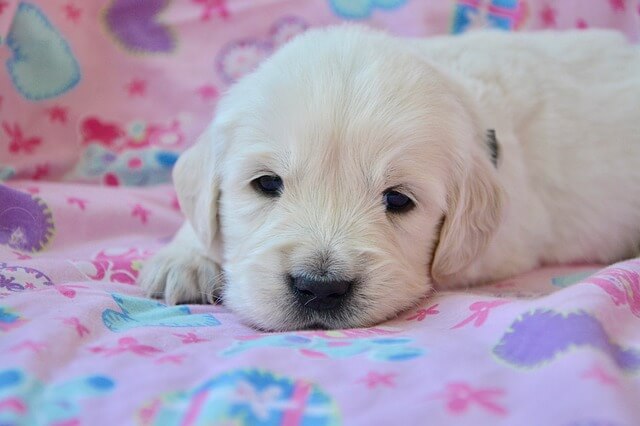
[[2, 1, 640, 424]]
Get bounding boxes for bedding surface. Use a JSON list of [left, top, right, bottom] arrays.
[[2, 181, 640, 425], [2, 0, 640, 424]]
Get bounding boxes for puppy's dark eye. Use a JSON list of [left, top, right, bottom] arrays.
[[383, 189, 414, 214], [252, 175, 283, 197]]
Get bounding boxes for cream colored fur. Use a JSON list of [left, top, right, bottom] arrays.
[[140, 26, 640, 331]]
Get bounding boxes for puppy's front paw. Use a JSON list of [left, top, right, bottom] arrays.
[[139, 247, 222, 305]]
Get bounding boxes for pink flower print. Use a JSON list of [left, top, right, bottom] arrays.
[[171, 194, 180, 211], [609, 0, 625, 11], [197, 85, 218, 101], [10, 340, 47, 354], [587, 267, 640, 317], [127, 79, 147, 97], [30, 164, 49, 180], [139, 399, 162, 424], [298, 348, 329, 359], [63, 3, 82, 22], [81, 117, 124, 147], [174, 332, 208, 344], [359, 372, 396, 388], [582, 364, 618, 386], [406, 304, 439, 321], [2, 122, 41, 154], [46, 106, 69, 124], [193, 0, 229, 20], [132, 204, 151, 224], [539, 4, 556, 28], [60, 317, 90, 337], [576, 19, 588, 29], [155, 354, 185, 364], [89, 337, 162, 357], [55, 284, 87, 298], [85, 248, 150, 284], [451, 300, 509, 329], [67, 197, 88, 210], [431, 382, 507, 416], [0, 398, 27, 414], [11, 251, 31, 260]]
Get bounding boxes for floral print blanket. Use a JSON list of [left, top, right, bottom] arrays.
[[1, 0, 640, 424]]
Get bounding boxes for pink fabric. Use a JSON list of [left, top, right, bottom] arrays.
[[2, 181, 640, 425], [2, 1, 640, 424], [1, 0, 639, 184]]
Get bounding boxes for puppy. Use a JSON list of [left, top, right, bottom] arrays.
[[140, 26, 640, 331]]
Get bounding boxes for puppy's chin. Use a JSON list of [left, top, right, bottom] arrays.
[[222, 268, 431, 331]]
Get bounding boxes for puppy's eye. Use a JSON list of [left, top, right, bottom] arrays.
[[252, 175, 283, 197], [383, 189, 414, 214]]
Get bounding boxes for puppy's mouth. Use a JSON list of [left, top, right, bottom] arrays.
[[300, 322, 329, 330], [284, 297, 362, 331]]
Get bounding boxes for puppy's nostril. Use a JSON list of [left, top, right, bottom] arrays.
[[289, 274, 353, 311]]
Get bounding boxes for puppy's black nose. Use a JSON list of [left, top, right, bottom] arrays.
[[290, 275, 352, 311]]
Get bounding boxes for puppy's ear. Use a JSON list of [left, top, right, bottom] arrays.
[[172, 126, 222, 258], [431, 147, 504, 285]]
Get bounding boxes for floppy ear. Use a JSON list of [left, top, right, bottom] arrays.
[[431, 147, 504, 286], [172, 126, 222, 257]]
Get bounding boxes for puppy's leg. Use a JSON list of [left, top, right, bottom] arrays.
[[139, 223, 222, 304]]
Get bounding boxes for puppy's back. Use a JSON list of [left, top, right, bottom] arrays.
[[419, 29, 640, 264]]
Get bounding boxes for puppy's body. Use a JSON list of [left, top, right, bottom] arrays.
[[413, 30, 640, 286], [141, 27, 640, 330]]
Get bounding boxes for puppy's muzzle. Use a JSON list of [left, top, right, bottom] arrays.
[[289, 274, 353, 311]]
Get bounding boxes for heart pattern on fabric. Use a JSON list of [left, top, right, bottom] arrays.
[[5, 2, 81, 100], [0, 369, 115, 425], [493, 309, 640, 372], [0, 186, 55, 252], [0, 263, 55, 295], [216, 16, 308, 83], [136, 369, 338, 426], [328, 0, 407, 19], [451, 0, 529, 34], [103, 0, 176, 54]]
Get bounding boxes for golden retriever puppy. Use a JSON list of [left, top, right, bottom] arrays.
[[140, 26, 640, 331]]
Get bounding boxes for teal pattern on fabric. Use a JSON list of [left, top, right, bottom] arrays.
[[328, 0, 406, 19], [102, 293, 221, 332], [551, 271, 598, 288], [222, 334, 424, 361], [6, 3, 81, 100], [138, 369, 339, 426], [0, 369, 114, 425]]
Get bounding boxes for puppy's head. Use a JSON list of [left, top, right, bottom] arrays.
[[174, 26, 503, 330]]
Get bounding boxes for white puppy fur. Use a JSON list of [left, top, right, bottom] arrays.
[[140, 26, 640, 331]]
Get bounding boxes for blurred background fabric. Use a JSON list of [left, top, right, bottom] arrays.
[[1, 0, 639, 186]]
